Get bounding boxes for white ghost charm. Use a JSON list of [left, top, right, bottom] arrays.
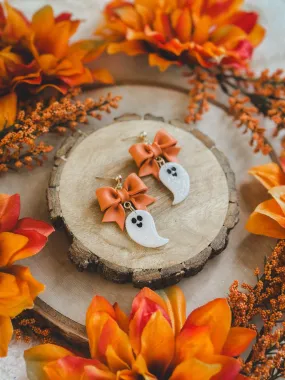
[[159, 162, 190, 205], [125, 210, 169, 248]]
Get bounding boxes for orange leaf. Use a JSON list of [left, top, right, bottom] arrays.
[[170, 357, 221, 380], [0, 316, 13, 358], [248, 163, 285, 189], [0, 92, 17, 130], [222, 327, 256, 357], [140, 311, 175, 377], [183, 298, 231, 354], [24, 344, 73, 380], [159, 285, 186, 336], [0, 193, 20, 233]]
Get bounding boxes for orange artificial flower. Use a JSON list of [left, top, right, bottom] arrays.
[[96, 0, 265, 71], [246, 162, 285, 238], [24, 286, 256, 379], [0, 193, 54, 357], [0, 2, 113, 130]]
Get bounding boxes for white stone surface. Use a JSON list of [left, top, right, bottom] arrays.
[[0, 0, 284, 379]]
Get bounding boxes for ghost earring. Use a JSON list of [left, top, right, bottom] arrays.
[[95, 173, 169, 248], [129, 129, 190, 205]]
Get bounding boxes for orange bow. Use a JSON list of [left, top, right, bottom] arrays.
[[96, 173, 156, 231], [129, 129, 181, 179]]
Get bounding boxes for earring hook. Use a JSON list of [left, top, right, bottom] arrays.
[[122, 131, 149, 143], [95, 174, 123, 190]]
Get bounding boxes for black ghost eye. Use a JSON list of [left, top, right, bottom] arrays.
[[131, 218, 137, 224], [137, 222, 143, 228], [171, 167, 176, 171], [137, 215, 143, 221], [173, 173, 178, 177], [167, 169, 171, 174]]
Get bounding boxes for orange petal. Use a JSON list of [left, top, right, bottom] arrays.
[[107, 41, 146, 56], [246, 206, 285, 239], [4, 2, 31, 41], [60, 67, 94, 87], [269, 186, 285, 214], [45, 356, 111, 380], [248, 163, 285, 189], [99, 318, 134, 371], [0, 316, 13, 357], [175, 8, 191, 43], [68, 40, 107, 63], [24, 344, 73, 380], [149, 53, 178, 71], [211, 25, 247, 49], [132, 354, 157, 379], [0, 232, 29, 266], [113, 302, 129, 333], [84, 364, 116, 379], [159, 286, 186, 336], [0, 92, 17, 130], [92, 69, 114, 84], [0, 193, 20, 232], [130, 287, 167, 319], [207, 355, 241, 380], [222, 327, 256, 357], [86, 296, 116, 359], [183, 298, 231, 354], [38, 54, 58, 72], [175, 325, 214, 365], [16, 217, 54, 237], [129, 298, 170, 355], [248, 24, 266, 47], [255, 198, 285, 228], [114, 5, 142, 30], [170, 358, 221, 380], [32, 5, 54, 40], [193, 15, 211, 44], [7, 265, 45, 300], [140, 310, 175, 377]]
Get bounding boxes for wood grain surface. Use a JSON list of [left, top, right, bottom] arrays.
[[47, 114, 238, 288]]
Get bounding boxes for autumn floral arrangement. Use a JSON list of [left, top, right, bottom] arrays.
[[96, 0, 285, 158], [0, 2, 120, 172]]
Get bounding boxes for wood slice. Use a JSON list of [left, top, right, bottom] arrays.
[[47, 114, 238, 289]]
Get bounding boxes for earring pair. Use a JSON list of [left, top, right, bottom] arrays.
[[95, 129, 190, 249]]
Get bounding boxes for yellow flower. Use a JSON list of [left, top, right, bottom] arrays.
[[25, 286, 256, 379]]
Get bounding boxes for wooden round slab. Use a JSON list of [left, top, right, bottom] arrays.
[[47, 114, 238, 288]]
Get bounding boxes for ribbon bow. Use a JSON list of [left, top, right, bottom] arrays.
[[96, 173, 156, 231], [129, 129, 181, 179]]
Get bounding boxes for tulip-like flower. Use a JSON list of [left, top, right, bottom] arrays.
[[246, 162, 285, 238], [25, 286, 256, 379], [96, 0, 265, 71], [0, 193, 54, 357]]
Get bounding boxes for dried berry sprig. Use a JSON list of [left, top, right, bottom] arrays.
[[228, 240, 285, 379], [228, 90, 271, 154], [0, 92, 121, 172], [185, 66, 217, 123]]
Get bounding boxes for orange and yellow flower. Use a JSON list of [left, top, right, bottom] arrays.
[[0, 193, 54, 357], [96, 0, 265, 71], [246, 162, 285, 238], [25, 286, 256, 379], [0, 2, 113, 130]]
